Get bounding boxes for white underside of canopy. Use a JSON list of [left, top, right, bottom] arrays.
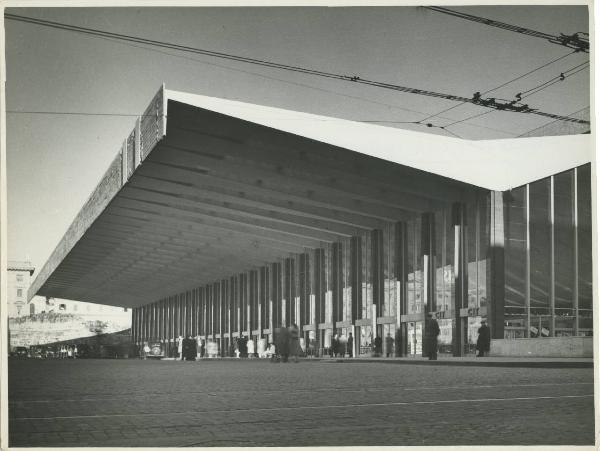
[[167, 89, 592, 191]]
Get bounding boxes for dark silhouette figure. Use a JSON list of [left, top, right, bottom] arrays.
[[331, 334, 339, 357], [347, 333, 353, 358], [424, 313, 441, 360], [395, 328, 403, 357], [288, 323, 300, 362], [476, 320, 491, 357], [239, 336, 248, 358], [275, 325, 290, 362], [385, 333, 394, 357], [374, 335, 382, 357]]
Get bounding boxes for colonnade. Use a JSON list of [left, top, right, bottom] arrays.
[[132, 199, 496, 357]]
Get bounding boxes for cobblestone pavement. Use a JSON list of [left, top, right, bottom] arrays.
[[8, 358, 595, 447]]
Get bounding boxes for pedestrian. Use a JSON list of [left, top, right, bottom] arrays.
[[424, 313, 441, 360], [288, 323, 300, 363], [275, 324, 290, 362], [67, 346, 73, 359], [347, 333, 353, 358], [143, 342, 150, 360], [476, 319, 491, 357], [266, 343, 276, 359], [385, 333, 394, 357], [200, 339, 206, 358], [239, 336, 248, 358], [374, 335, 382, 357], [73, 345, 78, 359], [177, 335, 183, 361], [395, 328, 403, 357], [247, 338, 255, 358], [185, 335, 196, 361], [331, 334, 339, 357]]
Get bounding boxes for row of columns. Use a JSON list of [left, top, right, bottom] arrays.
[[132, 200, 500, 357]]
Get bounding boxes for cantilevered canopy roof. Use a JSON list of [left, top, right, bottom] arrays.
[[29, 86, 592, 308]]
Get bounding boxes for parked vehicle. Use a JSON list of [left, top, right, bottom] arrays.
[[12, 347, 29, 358], [147, 341, 164, 359]]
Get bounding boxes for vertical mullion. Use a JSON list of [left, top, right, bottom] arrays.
[[526, 184, 531, 337], [574, 168, 579, 335], [550, 176, 556, 337]]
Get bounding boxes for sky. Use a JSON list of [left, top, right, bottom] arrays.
[[4, 4, 591, 283]]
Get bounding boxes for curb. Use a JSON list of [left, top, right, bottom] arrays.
[[158, 356, 593, 368], [320, 358, 593, 369]]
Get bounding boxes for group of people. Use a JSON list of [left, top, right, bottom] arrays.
[[58, 344, 78, 359], [150, 316, 492, 361], [272, 323, 301, 362], [329, 333, 353, 358]]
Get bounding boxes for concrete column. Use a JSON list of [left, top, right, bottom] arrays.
[[396, 221, 409, 357], [132, 308, 138, 345], [350, 237, 361, 326], [489, 191, 505, 340], [452, 203, 467, 357], [371, 229, 384, 320]]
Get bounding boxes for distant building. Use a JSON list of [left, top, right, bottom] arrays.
[[7, 260, 35, 318], [8, 260, 131, 348]]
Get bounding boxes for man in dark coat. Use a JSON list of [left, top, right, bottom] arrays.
[[347, 333, 353, 358], [239, 336, 248, 358], [275, 324, 290, 362], [476, 319, 491, 357], [424, 313, 441, 360], [288, 323, 300, 362], [395, 328, 403, 357], [385, 333, 394, 357], [374, 335, 382, 357]]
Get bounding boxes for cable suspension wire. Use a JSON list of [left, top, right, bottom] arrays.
[[424, 6, 589, 53], [419, 50, 579, 123], [6, 110, 145, 117], [442, 61, 589, 128], [5, 13, 589, 126], [518, 62, 589, 100]]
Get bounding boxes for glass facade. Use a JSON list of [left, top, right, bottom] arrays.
[[132, 164, 593, 357], [503, 164, 592, 339]]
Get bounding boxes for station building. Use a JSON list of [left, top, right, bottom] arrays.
[[28, 86, 593, 358]]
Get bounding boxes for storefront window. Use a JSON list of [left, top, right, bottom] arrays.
[[478, 193, 489, 310], [444, 208, 454, 313], [407, 220, 416, 314], [435, 210, 445, 312], [414, 217, 423, 312]]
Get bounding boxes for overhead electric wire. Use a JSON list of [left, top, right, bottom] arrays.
[[420, 50, 580, 123], [6, 110, 145, 117], [424, 6, 589, 52], [518, 62, 589, 100], [444, 110, 494, 128], [5, 12, 589, 126], [93, 33, 431, 119], [442, 60, 589, 129]]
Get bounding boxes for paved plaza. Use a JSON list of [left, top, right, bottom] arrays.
[[9, 358, 595, 447]]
